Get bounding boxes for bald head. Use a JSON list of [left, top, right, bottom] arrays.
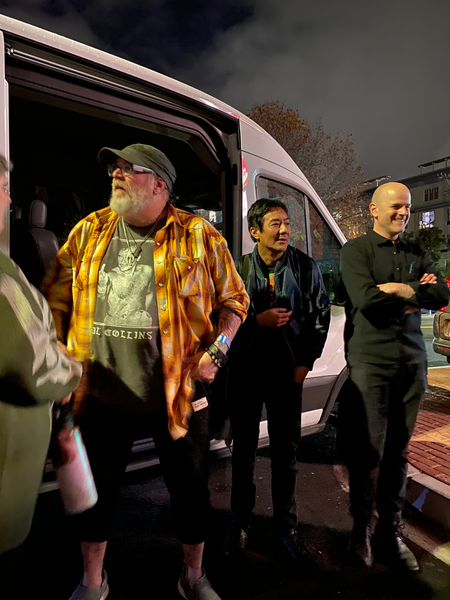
[[369, 182, 411, 241], [371, 182, 411, 208]]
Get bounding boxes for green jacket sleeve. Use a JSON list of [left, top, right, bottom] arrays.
[[0, 261, 82, 406]]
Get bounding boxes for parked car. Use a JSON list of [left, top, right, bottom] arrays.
[[433, 274, 450, 361]]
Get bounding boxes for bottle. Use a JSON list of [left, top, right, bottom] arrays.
[[51, 404, 98, 514]]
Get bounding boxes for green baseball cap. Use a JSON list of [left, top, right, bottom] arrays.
[[98, 143, 176, 191]]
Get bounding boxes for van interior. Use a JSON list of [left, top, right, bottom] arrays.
[[7, 77, 235, 286]]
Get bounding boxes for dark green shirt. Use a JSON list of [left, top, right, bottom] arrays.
[[91, 218, 166, 413], [340, 229, 449, 365]]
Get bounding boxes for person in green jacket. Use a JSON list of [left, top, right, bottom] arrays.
[[0, 154, 82, 555]]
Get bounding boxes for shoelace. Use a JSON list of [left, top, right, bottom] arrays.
[[394, 523, 407, 542]]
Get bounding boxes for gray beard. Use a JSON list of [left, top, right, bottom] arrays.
[[109, 187, 149, 221]]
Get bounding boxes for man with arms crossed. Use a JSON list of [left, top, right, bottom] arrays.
[[44, 144, 249, 600], [226, 198, 330, 561], [339, 182, 449, 571]]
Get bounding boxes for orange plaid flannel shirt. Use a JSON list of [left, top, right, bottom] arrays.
[[43, 204, 249, 439]]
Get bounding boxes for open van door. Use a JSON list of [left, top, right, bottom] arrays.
[[2, 31, 242, 273]]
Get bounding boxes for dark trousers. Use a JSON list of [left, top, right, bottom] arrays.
[[338, 361, 426, 525], [73, 392, 211, 545], [229, 369, 303, 536]]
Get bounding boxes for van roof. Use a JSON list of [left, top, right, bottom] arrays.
[[0, 14, 243, 121], [0, 14, 340, 228]]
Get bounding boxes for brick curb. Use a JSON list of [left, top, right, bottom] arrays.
[[406, 381, 450, 530]]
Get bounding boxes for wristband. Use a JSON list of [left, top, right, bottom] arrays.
[[216, 334, 231, 348], [206, 344, 228, 368]]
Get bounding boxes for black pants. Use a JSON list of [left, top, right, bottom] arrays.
[[229, 369, 303, 536], [73, 391, 211, 545], [338, 361, 426, 525]]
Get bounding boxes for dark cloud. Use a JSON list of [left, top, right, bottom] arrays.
[[1, 0, 450, 181], [0, 1, 254, 72], [170, 0, 450, 181]]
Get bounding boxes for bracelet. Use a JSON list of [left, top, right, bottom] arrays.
[[206, 344, 228, 368], [216, 334, 231, 348]]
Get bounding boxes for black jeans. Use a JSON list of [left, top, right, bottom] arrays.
[[338, 361, 426, 525], [73, 388, 211, 545], [229, 369, 303, 536]]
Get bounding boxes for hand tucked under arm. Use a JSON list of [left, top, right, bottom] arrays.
[[419, 272, 437, 285]]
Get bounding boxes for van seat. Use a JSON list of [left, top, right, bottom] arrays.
[[14, 199, 60, 289]]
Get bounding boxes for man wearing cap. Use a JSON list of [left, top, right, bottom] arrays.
[[43, 144, 249, 600]]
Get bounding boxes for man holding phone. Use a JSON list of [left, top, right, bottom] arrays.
[[225, 198, 330, 563]]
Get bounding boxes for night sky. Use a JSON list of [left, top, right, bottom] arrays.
[[1, 0, 450, 181]]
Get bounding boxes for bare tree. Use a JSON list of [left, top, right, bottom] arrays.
[[247, 101, 369, 238]]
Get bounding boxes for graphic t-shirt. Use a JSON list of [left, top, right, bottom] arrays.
[[246, 256, 293, 368], [261, 262, 278, 310], [91, 217, 166, 413]]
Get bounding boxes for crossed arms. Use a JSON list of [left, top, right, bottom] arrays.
[[340, 241, 449, 322]]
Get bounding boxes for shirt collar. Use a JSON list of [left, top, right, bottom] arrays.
[[165, 203, 181, 228], [368, 228, 406, 247]]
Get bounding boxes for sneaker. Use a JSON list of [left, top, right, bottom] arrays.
[[372, 523, 420, 572], [278, 528, 312, 563], [178, 566, 222, 600], [224, 524, 249, 559], [348, 521, 373, 567], [69, 570, 109, 600]]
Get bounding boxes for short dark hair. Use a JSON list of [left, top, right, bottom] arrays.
[[247, 198, 289, 243]]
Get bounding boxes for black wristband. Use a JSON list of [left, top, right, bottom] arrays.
[[206, 344, 228, 368]]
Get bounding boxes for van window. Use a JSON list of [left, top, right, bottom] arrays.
[[307, 199, 342, 304], [255, 177, 307, 253], [255, 176, 342, 304]]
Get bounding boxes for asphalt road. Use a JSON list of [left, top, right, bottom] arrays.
[[7, 423, 450, 600]]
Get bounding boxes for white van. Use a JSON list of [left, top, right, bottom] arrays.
[[0, 16, 347, 477]]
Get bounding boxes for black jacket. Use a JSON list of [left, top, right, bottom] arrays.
[[230, 245, 331, 370]]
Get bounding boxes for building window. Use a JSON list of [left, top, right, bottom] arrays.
[[424, 187, 439, 202], [419, 211, 435, 229], [447, 207, 450, 225]]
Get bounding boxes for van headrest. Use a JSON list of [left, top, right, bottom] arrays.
[[29, 199, 47, 229]]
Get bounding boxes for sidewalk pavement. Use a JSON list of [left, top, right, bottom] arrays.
[[406, 367, 450, 529]]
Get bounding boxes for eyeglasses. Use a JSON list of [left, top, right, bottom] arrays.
[[107, 162, 155, 177]]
